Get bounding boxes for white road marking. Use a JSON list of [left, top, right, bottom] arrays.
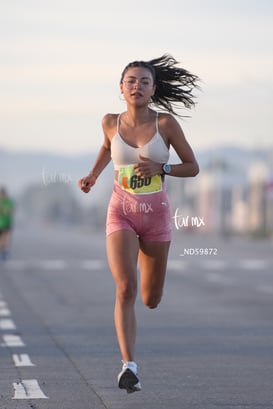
[[206, 272, 233, 285], [81, 259, 105, 270], [240, 259, 268, 270], [258, 284, 273, 294], [202, 260, 227, 270], [0, 307, 11, 317], [12, 379, 48, 399], [167, 260, 187, 271], [41, 260, 67, 270], [3, 258, 271, 272], [0, 298, 47, 400], [12, 353, 36, 367], [1, 334, 25, 347], [0, 318, 16, 330]]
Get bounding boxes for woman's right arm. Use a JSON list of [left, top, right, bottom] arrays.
[[78, 115, 113, 193]]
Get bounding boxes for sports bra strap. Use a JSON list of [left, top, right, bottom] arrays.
[[116, 114, 121, 134]]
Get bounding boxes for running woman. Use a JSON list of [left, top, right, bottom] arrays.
[[78, 54, 200, 393]]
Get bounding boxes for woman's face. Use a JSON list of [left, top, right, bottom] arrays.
[[120, 66, 156, 106]]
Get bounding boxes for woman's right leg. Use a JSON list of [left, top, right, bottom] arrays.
[[106, 229, 139, 362]]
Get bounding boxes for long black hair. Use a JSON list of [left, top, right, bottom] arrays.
[[120, 54, 200, 116]]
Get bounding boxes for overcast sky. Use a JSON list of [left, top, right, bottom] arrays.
[[1, 0, 272, 155]]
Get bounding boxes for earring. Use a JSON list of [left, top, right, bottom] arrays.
[[119, 93, 125, 101]]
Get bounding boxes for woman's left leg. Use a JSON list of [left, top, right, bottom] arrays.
[[138, 240, 171, 309]]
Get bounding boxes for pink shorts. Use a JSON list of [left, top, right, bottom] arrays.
[[106, 180, 172, 241]]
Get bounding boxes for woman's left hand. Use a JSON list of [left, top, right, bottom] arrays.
[[134, 155, 162, 177]]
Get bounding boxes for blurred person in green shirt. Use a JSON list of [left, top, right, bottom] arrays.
[[0, 187, 15, 260]]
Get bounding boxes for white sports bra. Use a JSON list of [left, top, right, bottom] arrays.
[[111, 112, 170, 170]]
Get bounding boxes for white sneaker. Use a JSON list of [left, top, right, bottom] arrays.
[[118, 362, 142, 393]]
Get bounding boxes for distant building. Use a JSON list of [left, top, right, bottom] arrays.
[[20, 183, 82, 225], [247, 162, 269, 236], [230, 186, 248, 234]]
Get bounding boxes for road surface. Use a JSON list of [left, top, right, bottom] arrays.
[[1, 224, 273, 409]]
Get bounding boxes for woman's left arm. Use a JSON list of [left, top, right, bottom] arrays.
[[134, 113, 199, 179], [163, 114, 199, 177]]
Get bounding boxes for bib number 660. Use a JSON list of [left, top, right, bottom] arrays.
[[130, 175, 151, 190]]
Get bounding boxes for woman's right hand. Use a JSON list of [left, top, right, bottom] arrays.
[[77, 174, 97, 193]]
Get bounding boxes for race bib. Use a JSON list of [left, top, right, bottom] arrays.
[[118, 165, 162, 195]]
